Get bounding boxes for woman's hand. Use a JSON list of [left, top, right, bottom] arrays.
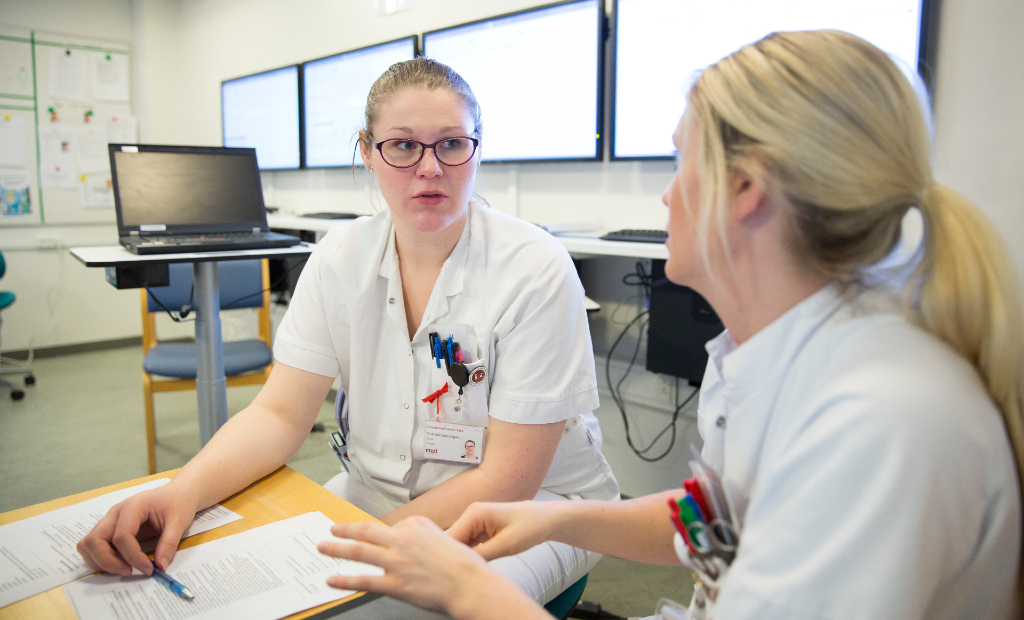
[[447, 501, 559, 561], [318, 517, 545, 620], [76, 484, 199, 576]]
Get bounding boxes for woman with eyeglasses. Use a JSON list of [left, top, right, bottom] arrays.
[[314, 31, 1024, 620], [77, 58, 619, 604]]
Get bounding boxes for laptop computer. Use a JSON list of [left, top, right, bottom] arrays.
[[110, 144, 301, 255]]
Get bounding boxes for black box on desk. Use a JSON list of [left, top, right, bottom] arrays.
[[105, 263, 169, 289], [646, 259, 724, 385]]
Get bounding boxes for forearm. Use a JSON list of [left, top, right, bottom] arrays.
[[449, 570, 554, 620], [381, 465, 534, 527], [169, 402, 314, 511], [543, 491, 683, 565]]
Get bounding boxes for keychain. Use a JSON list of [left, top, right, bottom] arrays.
[[449, 363, 469, 414]]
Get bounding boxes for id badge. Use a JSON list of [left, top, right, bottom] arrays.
[[421, 422, 484, 463]]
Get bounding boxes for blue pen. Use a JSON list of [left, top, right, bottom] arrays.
[[150, 559, 195, 601]]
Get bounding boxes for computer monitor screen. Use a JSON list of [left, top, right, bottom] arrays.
[[303, 37, 417, 168], [612, 0, 927, 159], [423, 0, 602, 162], [222, 65, 301, 170]]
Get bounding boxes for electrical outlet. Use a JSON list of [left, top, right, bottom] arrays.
[[36, 233, 63, 249]]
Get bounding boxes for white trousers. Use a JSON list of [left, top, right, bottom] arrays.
[[324, 470, 601, 605]]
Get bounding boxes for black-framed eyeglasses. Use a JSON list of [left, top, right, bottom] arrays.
[[374, 137, 479, 168]]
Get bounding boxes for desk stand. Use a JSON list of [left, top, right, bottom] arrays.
[[194, 262, 228, 445]]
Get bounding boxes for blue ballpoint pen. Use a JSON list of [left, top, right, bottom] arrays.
[[149, 559, 195, 601]]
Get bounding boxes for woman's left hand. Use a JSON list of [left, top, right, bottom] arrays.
[[318, 516, 530, 619]]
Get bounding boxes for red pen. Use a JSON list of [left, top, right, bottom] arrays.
[[683, 477, 714, 521]]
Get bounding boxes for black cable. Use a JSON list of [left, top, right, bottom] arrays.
[[607, 263, 698, 462], [218, 257, 308, 309]]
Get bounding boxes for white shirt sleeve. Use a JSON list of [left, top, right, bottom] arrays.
[[486, 238, 600, 425], [272, 242, 341, 378]]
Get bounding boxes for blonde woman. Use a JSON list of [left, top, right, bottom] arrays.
[[318, 31, 1024, 620]]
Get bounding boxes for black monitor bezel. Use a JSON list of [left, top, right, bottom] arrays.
[[608, 0, 939, 162], [221, 63, 304, 170], [109, 143, 270, 235], [422, 0, 606, 165], [301, 35, 420, 170]]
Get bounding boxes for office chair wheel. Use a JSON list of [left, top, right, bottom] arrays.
[[24, 375, 35, 386], [11, 389, 24, 400]]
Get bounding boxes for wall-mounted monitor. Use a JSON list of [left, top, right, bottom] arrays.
[[222, 65, 302, 170], [303, 36, 418, 168], [423, 0, 603, 163], [611, 0, 933, 159]]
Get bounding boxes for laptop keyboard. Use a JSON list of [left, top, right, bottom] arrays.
[[140, 232, 270, 246]]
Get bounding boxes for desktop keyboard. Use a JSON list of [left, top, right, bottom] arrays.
[[600, 229, 669, 244]]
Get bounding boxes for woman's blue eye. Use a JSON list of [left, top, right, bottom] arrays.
[[441, 138, 464, 150], [393, 140, 417, 151]]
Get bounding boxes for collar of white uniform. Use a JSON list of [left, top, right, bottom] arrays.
[[705, 282, 849, 398], [376, 199, 476, 297]]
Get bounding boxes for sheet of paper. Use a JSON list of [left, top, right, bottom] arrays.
[[105, 115, 138, 144], [0, 116, 28, 168], [63, 512, 382, 620], [0, 39, 35, 97], [39, 126, 79, 189], [78, 172, 114, 208], [49, 48, 87, 102], [75, 124, 110, 175], [0, 479, 242, 608], [90, 52, 130, 102]]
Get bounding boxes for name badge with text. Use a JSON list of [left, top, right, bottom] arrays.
[[421, 422, 484, 464]]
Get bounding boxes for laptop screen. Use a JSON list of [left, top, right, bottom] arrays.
[[110, 144, 269, 235]]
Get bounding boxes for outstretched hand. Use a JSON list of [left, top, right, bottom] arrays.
[[318, 516, 542, 620], [447, 501, 557, 561], [76, 485, 198, 576]]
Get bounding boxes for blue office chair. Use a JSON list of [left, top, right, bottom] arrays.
[[544, 574, 589, 620], [0, 250, 35, 401], [141, 259, 273, 473]]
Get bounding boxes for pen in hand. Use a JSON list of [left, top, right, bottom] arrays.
[[149, 559, 195, 601]]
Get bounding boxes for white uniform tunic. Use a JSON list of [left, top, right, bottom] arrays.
[[273, 201, 619, 601], [696, 284, 1020, 620]]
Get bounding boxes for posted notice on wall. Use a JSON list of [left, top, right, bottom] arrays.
[[49, 48, 87, 102], [91, 52, 130, 102]]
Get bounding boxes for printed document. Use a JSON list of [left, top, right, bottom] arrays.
[[0, 479, 241, 608], [63, 512, 382, 620]]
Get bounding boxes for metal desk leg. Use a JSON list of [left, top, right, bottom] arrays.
[[193, 261, 228, 446]]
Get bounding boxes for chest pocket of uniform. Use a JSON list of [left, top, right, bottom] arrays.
[[427, 326, 491, 428]]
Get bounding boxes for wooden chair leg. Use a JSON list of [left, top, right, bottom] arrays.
[[142, 372, 157, 475]]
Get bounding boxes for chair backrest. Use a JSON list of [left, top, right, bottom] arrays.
[[0, 249, 6, 280], [146, 260, 264, 313], [141, 259, 271, 353]]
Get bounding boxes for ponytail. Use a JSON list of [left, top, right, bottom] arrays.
[[911, 183, 1024, 595]]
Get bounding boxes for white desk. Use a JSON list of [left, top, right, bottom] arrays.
[[267, 214, 669, 260], [70, 244, 314, 446]]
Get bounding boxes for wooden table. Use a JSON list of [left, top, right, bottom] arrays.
[[0, 466, 377, 620]]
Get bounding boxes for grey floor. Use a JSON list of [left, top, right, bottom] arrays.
[[0, 345, 694, 618]]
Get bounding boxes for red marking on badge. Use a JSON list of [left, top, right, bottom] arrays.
[[470, 368, 486, 384]]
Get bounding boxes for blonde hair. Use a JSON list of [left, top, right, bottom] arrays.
[[687, 29, 1024, 596], [360, 57, 481, 149]]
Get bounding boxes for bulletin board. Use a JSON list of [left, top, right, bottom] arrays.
[[0, 24, 136, 227]]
